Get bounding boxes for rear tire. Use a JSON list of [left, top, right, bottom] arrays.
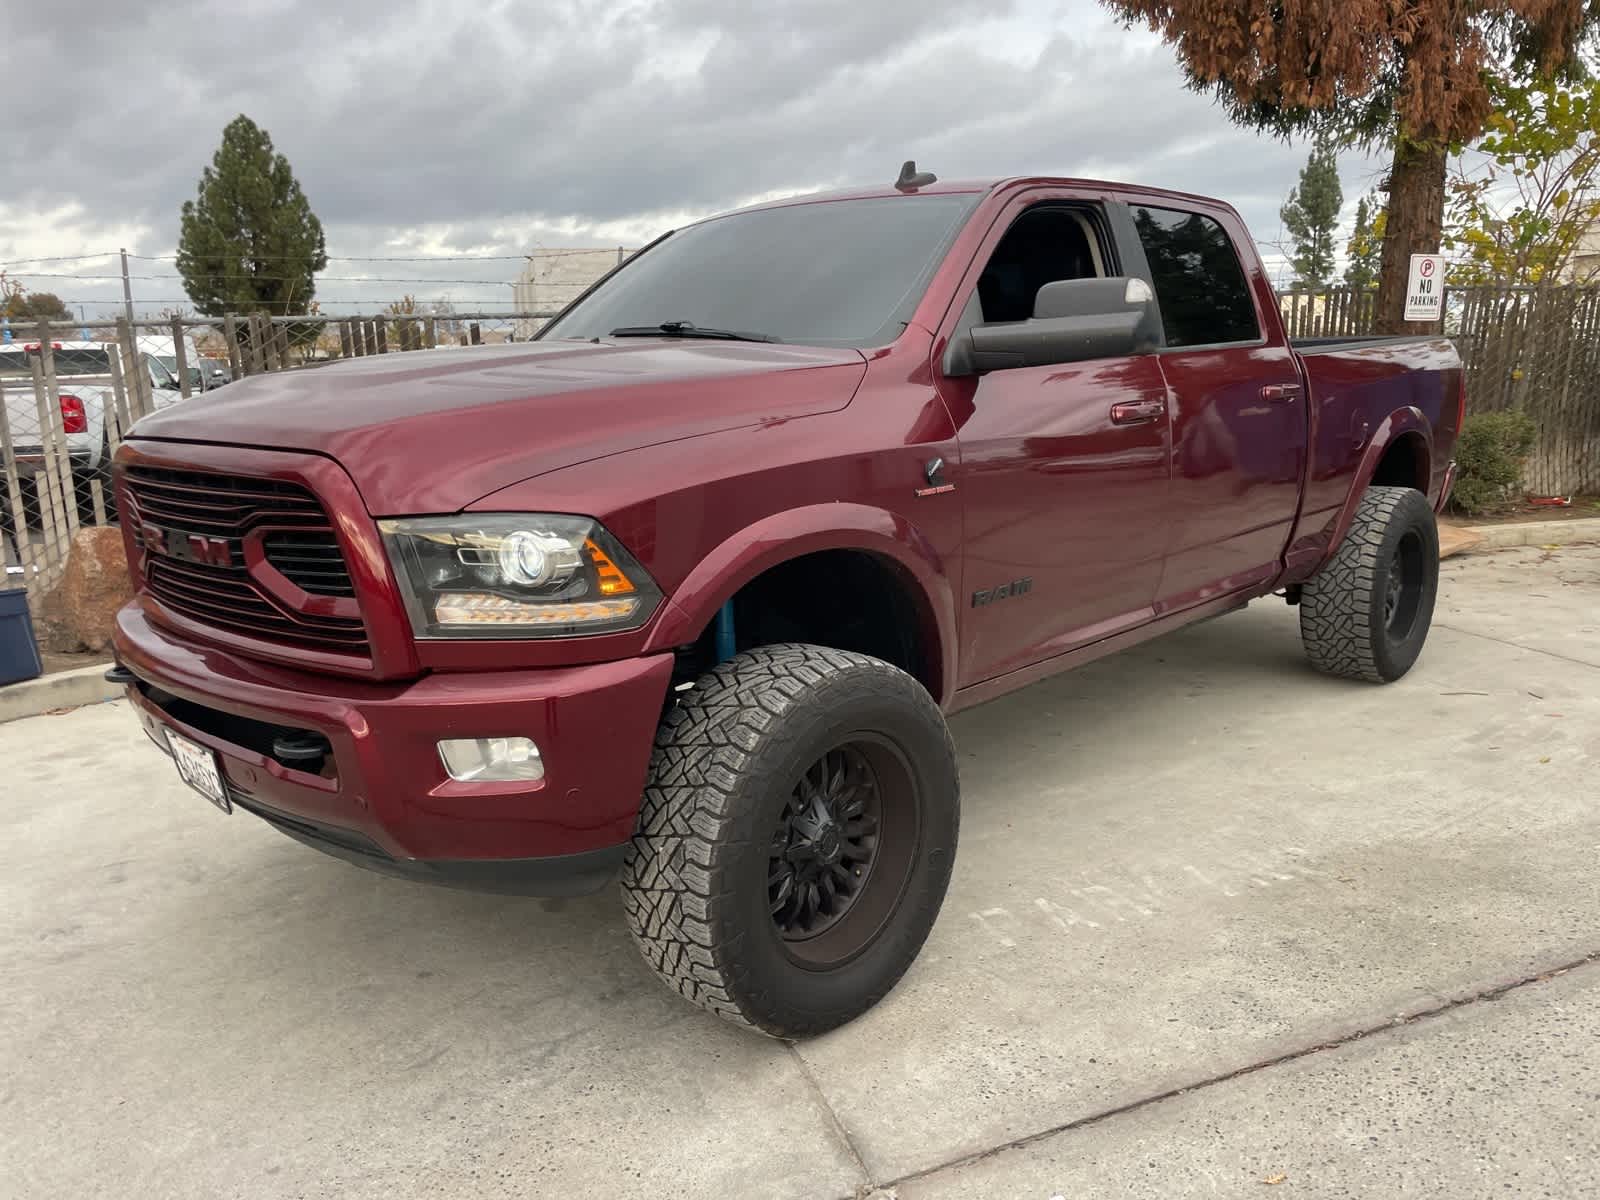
[[621, 644, 959, 1038], [1300, 485, 1439, 682]]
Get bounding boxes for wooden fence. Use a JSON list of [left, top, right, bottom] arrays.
[[1277, 287, 1379, 339], [1279, 284, 1600, 495], [1449, 286, 1600, 496]]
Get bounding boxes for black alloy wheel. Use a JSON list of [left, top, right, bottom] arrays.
[[1384, 531, 1426, 641], [769, 738, 920, 969]]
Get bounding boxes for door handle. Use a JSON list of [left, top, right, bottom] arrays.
[[1261, 382, 1303, 402], [1110, 399, 1166, 425]]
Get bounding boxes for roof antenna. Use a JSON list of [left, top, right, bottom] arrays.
[[895, 160, 937, 192]]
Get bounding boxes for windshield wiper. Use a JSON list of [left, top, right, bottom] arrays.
[[608, 320, 780, 344]]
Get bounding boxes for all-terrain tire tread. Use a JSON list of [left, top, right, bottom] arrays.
[[620, 643, 954, 1036], [1299, 485, 1430, 682]]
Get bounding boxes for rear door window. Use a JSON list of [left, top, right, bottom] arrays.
[[1132, 206, 1260, 347], [0, 347, 110, 377], [51, 348, 112, 375]]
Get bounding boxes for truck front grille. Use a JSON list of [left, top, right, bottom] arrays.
[[260, 530, 357, 598], [124, 465, 369, 655]]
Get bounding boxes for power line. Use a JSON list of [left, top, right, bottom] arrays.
[[127, 247, 625, 263], [9, 271, 575, 286], [51, 297, 535, 306]]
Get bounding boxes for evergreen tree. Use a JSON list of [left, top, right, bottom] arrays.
[[1280, 139, 1343, 288], [1344, 195, 1384, 290], [177, 115, 327, 316]]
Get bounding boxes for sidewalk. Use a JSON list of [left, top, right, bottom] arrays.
[[0, 660, 123, 724]]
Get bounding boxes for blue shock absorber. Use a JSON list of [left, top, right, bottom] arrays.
[[714, 600, 737, 664]]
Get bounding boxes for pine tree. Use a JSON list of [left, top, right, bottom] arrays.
[[1280, 139, 1343, 288], [177, 115, 327, 317], [1097, 0, 1594, 332], [1344, 196, 1384, 290]]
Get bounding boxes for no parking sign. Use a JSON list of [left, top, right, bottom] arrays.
[[1404, 254, 1444, 323]]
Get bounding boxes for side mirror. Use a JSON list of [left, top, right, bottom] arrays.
[[159, 377, 182, 391], [947, 277, 1161, 376]]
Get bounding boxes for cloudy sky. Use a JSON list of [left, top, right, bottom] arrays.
[[2, 0, 1384, 320]]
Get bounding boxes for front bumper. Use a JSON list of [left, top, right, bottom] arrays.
[[114, 600, 674, 894]]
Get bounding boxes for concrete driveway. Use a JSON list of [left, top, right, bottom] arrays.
[[5, 544, 1597, 1199]]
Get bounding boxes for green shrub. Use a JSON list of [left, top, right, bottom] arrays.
[[1451, 409, 1537, 517]]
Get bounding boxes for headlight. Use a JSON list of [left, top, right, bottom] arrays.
[[378, 514, 662, 639]]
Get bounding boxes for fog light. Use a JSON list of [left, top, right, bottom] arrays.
[[437, 737, 544, 783]]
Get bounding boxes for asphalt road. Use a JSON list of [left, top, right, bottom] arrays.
[[5, 544, 1597, 1199]]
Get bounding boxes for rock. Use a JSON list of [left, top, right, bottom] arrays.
[[38, 526, 133, 653]]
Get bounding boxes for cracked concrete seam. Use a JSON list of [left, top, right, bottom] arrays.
[[839, 951, 1600, 1199]]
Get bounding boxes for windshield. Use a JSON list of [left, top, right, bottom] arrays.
[[540, 193, 982, 348]]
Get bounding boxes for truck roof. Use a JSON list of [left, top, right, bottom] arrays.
[[721, 175, 1241, 220]]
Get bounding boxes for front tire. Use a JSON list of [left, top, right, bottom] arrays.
[[1300, 485, 1439, 682], [622, 644, 959, 1038]]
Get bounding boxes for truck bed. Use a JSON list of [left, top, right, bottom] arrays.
[[1292, 334, 1464, 552]]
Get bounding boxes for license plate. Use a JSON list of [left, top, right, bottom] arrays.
[[168, 730, 231, 813]]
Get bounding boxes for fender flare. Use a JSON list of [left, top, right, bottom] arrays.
[[1316, 406, 1433, 572], [644, 502, 959, 705]]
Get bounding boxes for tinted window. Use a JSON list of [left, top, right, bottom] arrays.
[[1132, 206, 1259, 347], [541, 194, 981, 348]]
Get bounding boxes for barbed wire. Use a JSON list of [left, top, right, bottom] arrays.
[[0, 251, 122, 266]]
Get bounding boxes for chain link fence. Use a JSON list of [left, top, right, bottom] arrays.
[[2, 312, 553, 615]]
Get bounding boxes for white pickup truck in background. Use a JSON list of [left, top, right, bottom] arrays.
[[1, 341, 190, 485]]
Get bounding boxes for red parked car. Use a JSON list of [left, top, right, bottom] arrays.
[[109, 168, 1462, 1038]]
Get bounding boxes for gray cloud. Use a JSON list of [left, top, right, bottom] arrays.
[[1, 0, 1380, 317]]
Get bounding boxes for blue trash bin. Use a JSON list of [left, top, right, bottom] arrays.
[[1, 587, 44, 685]]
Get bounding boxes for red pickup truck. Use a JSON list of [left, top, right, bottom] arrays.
[[110, 170, 1462, 1038]]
